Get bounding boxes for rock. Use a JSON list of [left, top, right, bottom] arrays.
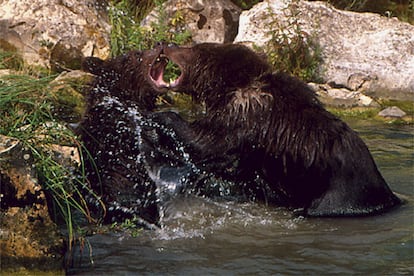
[[52, 69, 93, 85], [347, 72, 378, 92], [309, 82, 379, 108], [0, 69, 11, 77], [49, 70, 92, 122], [0, 0, 111, 70], [235, 0, 414, 101], [378, 106, 407, 118], [142, 0, 241, 43], [0, 135, 65, 272]]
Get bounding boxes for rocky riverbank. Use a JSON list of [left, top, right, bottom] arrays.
[[0, 0, 412, 273]]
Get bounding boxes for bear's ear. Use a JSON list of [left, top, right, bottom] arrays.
[[82, 57, 106, 75]]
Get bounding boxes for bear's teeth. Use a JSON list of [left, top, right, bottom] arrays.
[[155, 54, 169, 63]]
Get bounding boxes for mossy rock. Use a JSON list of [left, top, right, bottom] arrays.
[[0, 136, 65, 273], [50, 41, 83, 73], [50, 71, 92, 122]]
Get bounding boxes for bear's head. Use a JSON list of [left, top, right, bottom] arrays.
[[156, 43, 271, 102], [82, 43, 171, 110]]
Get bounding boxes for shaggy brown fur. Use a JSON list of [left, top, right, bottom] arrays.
[[154, 43, 401, 216], [78, 44, 170, 225]]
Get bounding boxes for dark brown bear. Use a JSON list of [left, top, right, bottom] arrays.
[[154, 42, 401, 216], [78, 44, 171, 226]]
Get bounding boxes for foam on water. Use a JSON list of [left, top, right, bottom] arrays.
[[147, 194, 305, 241]]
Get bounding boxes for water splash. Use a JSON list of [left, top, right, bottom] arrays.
[[148, 195, 305, 241]]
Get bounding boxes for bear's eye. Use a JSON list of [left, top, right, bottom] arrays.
[[137, 57, 143, 62]]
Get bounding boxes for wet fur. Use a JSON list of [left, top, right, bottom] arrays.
[[78, 48, 164, 225], [161, 43, 401, 216]]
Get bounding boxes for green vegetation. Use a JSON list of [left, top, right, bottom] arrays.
[[325, 0, 414, 24], [0, 50, 23, 70], [109, 0, 156, 24], [264, 3, 323, 82], [327, 107, 381, 120], [108, 0, 191, 81], [108, 0, 191, 57], [231, 0, 262, 10], [327, 100, 413, 125], [110, 216, 144, 237], [0, 54, 103, 251]]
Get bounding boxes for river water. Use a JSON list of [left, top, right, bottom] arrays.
[[68, 121, 413, 275]]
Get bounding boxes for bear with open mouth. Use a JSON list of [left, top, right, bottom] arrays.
[[78, 43, 175, 226], [79, 42, 238, 226], [147, 42, 401, 217]]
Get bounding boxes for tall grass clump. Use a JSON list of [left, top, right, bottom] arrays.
[[264, 3, 323, 82], [0, 68, 102, 252]]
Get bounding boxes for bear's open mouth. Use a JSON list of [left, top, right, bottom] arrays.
[[149, 54, 183, 89], [149, 54, 169, 88]]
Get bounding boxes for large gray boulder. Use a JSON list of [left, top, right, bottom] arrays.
[[235, 0, 414, 101], [0, 0, 110, 70]]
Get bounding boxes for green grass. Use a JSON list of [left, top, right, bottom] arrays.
[[0, 71, 103, 252], [327, 104, 413, 125], [231, 0, 261, 10]]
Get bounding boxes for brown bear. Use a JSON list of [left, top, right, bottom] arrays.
[[150, 42, 401, 216], [78, 43, 173, 226]]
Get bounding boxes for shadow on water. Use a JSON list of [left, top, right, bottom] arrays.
[[67, 121, 414, 275]]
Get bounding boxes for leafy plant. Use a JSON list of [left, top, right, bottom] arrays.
[[111, 216, 143, 237], [108, 0, 191, 84], [108, 0, 191, 57], [264, 3, 323, 82], [111, 0, 156, 21]]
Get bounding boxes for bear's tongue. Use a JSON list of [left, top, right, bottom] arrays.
[[150, 55, 182, 88]]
